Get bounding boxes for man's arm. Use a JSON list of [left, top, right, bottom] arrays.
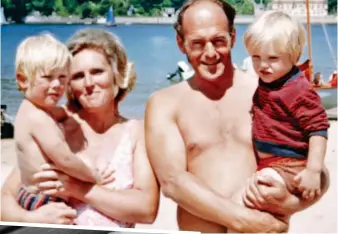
[[145, 92, 287, 232], [244, 167, 330, 216], [30, 111, 95, 183]]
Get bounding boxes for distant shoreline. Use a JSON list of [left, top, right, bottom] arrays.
[[8, 15, 337, 25], [114, 15, 338, 25]]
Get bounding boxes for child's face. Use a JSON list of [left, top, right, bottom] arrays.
[[250, 44, 294, 83], [25, 66, 70, 109]]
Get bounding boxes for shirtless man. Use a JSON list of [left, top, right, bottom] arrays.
[[145, 0, 329, 232]]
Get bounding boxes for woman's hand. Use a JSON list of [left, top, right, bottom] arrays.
[[33, 164, 90, 199], [28, 202, 77, 224]]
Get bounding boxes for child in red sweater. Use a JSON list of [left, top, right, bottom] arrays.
[[244, 11, 329, 202]]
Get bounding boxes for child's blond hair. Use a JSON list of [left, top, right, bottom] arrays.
[[15, 33, 71, 91], [244, 10, 306, 64]]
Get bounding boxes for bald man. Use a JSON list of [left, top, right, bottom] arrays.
[[145, 0, 329, 232]]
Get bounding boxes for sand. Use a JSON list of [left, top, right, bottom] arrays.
[[1, 121, 337, 233]]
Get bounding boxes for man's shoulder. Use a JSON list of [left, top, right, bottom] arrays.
[[147, 81, 188, 107], [234, 69, 259, 90]]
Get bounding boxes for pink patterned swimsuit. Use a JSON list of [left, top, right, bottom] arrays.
[[71, 121, 135, 228]]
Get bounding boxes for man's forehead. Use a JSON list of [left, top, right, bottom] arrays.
[[182, 2, 229, 37], [185, 26, 229, 40]]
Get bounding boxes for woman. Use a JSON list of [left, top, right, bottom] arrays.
[[1, 28, 159, 227]]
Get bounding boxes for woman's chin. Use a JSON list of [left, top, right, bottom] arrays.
[[81, 102, 107, 111]]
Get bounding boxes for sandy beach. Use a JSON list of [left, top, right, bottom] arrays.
[[1, 121, 337, 233]]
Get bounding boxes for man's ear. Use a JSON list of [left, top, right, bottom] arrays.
[[176, 34, 186, 54], [231, 28, 236, 48], [16, 73, 28, 91]]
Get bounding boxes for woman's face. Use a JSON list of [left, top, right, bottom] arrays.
[[69, 49, 117, 110]]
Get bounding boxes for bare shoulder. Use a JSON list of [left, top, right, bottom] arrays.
[[15, 101, 50, 132], [125, 118, 144, 137], [234, 69, 258, 95], [235, 69, 258, 87], [146, 81, 190, 115]]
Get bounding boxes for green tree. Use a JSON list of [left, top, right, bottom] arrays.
[[161, 0, 173, 8], [63, 0, 79, 15], [1, 0, 15, 21], [113, 0, 129, 16], [130, 0, 163, 15], [55, 0, 69, 16], [170, 0, 185, 10], [25, 0, 56, 16], [237, 0, 254, 14], [150, 7, 162, 16], [328, 0, 337, 14], [3, 0, 31, 23], [76, 1, 101, 18]]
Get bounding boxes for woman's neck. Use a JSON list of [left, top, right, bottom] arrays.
[[79, 101, 120, 133]]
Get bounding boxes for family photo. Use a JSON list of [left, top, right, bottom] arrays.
[[1, 0, 337, 233]]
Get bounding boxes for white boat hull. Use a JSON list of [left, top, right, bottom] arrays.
[[317, 88, 337, 110]]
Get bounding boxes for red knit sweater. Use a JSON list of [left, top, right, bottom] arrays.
[[252, 67, 330, 158]]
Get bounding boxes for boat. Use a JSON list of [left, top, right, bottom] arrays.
[[106, 6, 116, 27], [167, 61, 238, 82], [0, 7, 8, 25], [167, 61, 195, 81], [298, 59, 337, 109], [1, 105, 14, 139], [302, 0, 337, 109]]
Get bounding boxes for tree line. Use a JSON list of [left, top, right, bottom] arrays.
[[2, 0, 337, 23]]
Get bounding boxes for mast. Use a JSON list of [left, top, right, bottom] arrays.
[[305, 0, 313, 82]]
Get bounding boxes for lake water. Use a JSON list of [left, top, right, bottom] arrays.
[[1, 24, 337, 119]]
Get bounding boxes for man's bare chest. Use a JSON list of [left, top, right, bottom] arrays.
[[177, 99, 252, 154]]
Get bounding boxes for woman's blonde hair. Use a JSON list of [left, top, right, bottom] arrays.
[[66, 28, 136, 109], [15, 33, 71, 91], [244, 10, 306, 64]]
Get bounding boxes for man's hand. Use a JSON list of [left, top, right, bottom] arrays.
[[243, 173, 296, 217], [293, 168, 321, 201], [28, 202, 77, 224], [234, 206, 289, 233]]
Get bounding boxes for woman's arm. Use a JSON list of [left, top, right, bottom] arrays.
[[38, 120, 160, 224], [76, 120, 160, 224], [1, 167, 76, 224], [1, 167, 31, 222]]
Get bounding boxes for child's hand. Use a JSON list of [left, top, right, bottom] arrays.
[[51, 105, 69, 122], [30, 202, 77, 224], [293, 168, 321, 200], [95, 163, 116, 185]]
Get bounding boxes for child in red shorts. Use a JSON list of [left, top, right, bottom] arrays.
[[244, 10, 329, 201]]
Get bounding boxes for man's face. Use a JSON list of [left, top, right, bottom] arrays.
[[177, 2, 236, 82]]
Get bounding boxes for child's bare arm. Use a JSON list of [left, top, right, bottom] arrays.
[[294, 135, 327, 200], [306, 135, 327, 172], [30, 112, 96, 183]]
